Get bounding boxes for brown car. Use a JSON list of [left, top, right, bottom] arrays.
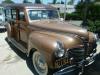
[[5, 4, 97, 75]]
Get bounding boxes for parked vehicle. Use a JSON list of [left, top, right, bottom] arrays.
[[0, 6, 5, 29], [5, 4, 98, 75]]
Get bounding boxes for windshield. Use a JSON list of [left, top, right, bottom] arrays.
[[28, 10, 58, 20]]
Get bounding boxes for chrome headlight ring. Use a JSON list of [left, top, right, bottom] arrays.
[[54, 41, 65, 58]]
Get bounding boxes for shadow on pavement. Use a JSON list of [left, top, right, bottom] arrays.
[[5, 38, 27, 60], [5, 38, 37, 75]]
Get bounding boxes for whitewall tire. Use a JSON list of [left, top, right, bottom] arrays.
[[32, 51, 48, 75]]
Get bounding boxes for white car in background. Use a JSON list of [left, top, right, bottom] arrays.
[[0, 6, 5, 29]]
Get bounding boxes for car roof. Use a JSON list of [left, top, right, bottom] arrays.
[[0, 3, 56, 10]]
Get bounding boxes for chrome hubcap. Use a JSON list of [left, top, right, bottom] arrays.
[[32, 51, 48, 75]]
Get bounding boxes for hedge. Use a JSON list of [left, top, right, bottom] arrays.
[[60, 13, 82, 20]]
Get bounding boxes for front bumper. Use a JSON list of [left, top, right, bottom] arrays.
[[53, 65, 79, 75], [53, 53, 96, 75]]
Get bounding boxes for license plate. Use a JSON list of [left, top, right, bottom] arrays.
[[55, 57, 69, 68]]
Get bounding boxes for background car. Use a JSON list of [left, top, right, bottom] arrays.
[[0, 6, 5, 30]]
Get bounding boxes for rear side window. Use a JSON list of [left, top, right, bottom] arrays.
[[5, 9, 12, 20], [11, 9, 17, 20], [19, 10, 25, 21], [5, 9, 17, 20]]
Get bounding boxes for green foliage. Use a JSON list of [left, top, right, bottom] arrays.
[[80, 0, 84, 3], [88, 20, 96, 32], [75, 2, 100, 20], [88, 20, 100, 32], [60, 13, 82, 20], [89, 4, 100, 20], [61, 0, 64, 4], [95, 0, 100, 2], [2, 0, 14, 3], [60, 2, 100, 21], [95, 21, 100, 32], [75, 2, 85, 20], [65, 13, 82, 20], [23, 0, 32, 3], [35, 0, 42, 4], [75, 1, 100, 34], [52, 0, 57, 4], [67, 0, 74, 5]]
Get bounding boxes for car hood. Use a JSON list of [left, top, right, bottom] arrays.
[[29, 20, 88, 38]]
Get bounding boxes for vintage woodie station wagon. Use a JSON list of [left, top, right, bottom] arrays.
[[4, 3, 98, 75]]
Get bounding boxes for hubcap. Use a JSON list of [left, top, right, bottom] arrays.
[[32, 51, 48, 75]]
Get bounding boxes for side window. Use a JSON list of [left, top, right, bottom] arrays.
[[11, 9, 17, 20], [29, 11, 39, 20], [19, 10, 25, 21], [5, 9, 12, 21]]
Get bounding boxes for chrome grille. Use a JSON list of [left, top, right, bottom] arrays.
[[68, 48, 85, 62]]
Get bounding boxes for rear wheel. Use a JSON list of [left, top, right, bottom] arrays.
[[32, 51, 48, 75]]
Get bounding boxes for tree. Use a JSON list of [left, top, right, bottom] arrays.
[[76, 1, 100, 34], [75, 2, 85, 19], [35, 0, 42, 4], [23, 0, 28, 3], [2, 0, 14, 3], [67, 0, 74, 5], [52, 0, 57, 4], [61, 0, 64, 4], [95, 0, 100, 2], [76, 1, 100, 20], [80, 0, 84, 3], [23, 0, 32, 3]]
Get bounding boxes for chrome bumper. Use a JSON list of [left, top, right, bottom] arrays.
[[53, 53, 96, 75], [53, 65, 79, 75]]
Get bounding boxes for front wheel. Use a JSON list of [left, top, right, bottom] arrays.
[[32, 51, 48, 75]]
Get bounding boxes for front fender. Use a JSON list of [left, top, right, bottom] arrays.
[[28, 31, 59, 68], [27, 31, 84, 69]]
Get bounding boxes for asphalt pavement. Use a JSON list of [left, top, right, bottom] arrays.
[[0, 31, 33, 75]]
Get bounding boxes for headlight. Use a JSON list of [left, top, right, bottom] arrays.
[[54, 41, 65, 58]]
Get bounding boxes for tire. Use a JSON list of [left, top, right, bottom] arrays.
[[29, 51, 49, 75]]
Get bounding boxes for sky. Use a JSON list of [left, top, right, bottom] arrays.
[[0, 0, 80, 4]]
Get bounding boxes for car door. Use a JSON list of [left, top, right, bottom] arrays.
[[6, 8, 19, 41], [17, 10, 28, 48]]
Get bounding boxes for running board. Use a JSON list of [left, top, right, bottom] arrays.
[[9, 38, 27, 53]]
